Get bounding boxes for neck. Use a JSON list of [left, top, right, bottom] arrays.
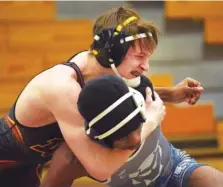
[[83, 54, 114, 82]]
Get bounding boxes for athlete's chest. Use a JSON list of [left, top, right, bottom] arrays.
[[104, 127, 171, 187]]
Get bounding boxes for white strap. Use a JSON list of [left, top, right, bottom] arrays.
[[95, 105, 143, 140], [122, 32, 152, 43], [88, 91, 133, 128]]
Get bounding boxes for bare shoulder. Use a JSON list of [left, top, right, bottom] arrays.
[[38, 50, 90, 101], [36, 64, 85, 130], [38, 64, 82, 105]]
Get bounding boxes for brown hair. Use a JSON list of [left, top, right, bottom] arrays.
[[91, 6, 159, 53]]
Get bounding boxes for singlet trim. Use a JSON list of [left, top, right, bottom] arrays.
[[62, 61, 85, 88]]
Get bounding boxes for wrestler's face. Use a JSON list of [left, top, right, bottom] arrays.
[[112, 125, 142, 150], [117, 39, 153, 79]]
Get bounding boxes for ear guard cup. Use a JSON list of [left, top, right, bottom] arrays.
[[91, 28, 130, 68], [128, 87, 147, 121]]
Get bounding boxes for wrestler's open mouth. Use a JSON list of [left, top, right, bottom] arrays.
[[131, 71, 141, 77]]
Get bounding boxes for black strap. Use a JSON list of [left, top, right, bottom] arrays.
[[63, 62, 85, 88]]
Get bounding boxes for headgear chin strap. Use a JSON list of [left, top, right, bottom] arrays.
[[110, 63, 141, 88], [86, 86, 146, 141], [91, 16, 152, 87], [123, 77, 141, 88]]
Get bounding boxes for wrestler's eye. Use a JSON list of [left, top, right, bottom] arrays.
[[136, 55, 147, 60]]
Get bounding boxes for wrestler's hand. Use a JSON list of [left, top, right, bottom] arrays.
[[141, 88, 166, 140], [172, 77, 204, 105], [145, 87, 166, 123]]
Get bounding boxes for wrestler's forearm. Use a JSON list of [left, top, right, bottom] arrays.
[[40, 143, 88, 187], [70, 132, 134, 181], [59, 122, 134, 181], [154, 87, 174, 102]]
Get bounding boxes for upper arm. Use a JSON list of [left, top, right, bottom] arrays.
[[38, 68, 133, 180], [38, 66, 84, 139], [39, 69, 87, 156], [38, 70, 112, 180]]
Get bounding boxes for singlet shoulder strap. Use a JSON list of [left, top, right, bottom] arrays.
[[63, 61, 85, 88]]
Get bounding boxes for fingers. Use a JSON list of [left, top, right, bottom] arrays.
[[186, 87, 203, 105], [186, 77, 201, 87], [188, 98, 196, 105], [150, 91, 164, 109], [145, 87, 152, 102], [159, 105, 166, 122], [177, 77, 203, 105], [144, 90, 166, 127], [145, 87, 153, 109], [145, 88, 163, 110], [189, 94, 201, 105], [187, 87, 203, 95]]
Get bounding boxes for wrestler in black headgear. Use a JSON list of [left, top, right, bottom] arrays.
[[77, 74, 154, 148]]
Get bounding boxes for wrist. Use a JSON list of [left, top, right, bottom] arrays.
[[141, 120, 158, 140], [154, 87, 175, 103], [168, 86, 176, 103]]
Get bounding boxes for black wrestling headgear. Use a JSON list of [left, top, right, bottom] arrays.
[[77, 74, 154, 148], [90, 16, 153, 89], [91, 16, 153, 69]]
